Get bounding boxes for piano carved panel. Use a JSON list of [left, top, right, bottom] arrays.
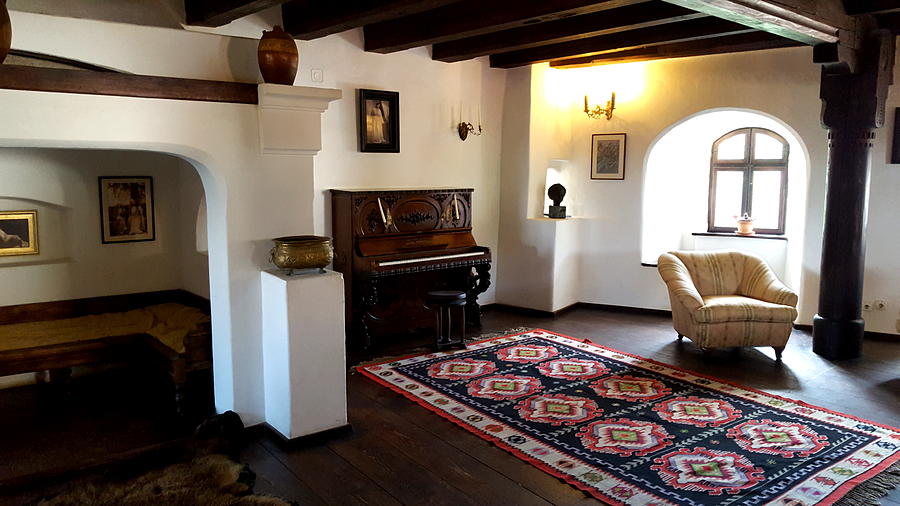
[[331, 188, 491, 356]]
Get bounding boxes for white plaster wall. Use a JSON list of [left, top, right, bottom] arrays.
[[500, 47, 899, 335], [301, 31, 505, 304], [0, 148, 206, 305]]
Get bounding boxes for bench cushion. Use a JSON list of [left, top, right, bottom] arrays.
[[0, 303, 209, 354]]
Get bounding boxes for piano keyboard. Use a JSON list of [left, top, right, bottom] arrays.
[[378, 251, 485, 267]]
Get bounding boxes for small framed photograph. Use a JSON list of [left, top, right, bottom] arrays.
[[99, 176, 155, 244], [358, 89, 400, 153], [0, 210, 38, 256], [590, 133, 626, 180]]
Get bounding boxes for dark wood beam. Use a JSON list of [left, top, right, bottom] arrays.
[[490, 17, 753, 68], [282, 0, 463, 40], [184, 0, 290, 27], [549, 31, 802, 67], [0, 65, 258, 104], [432, 2, 704, 63], [364, 0, 651, 54], [875, 12, 900, 32], [844, 0, 900, 16], [660, 0, 847, 44]]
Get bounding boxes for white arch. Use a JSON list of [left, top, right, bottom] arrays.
[[639, 108, 811, 296]]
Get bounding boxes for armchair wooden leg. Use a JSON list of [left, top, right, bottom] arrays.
[[676, 333, 684, 341], [772, 346, 785, 361], [699, 346, 712, 358]]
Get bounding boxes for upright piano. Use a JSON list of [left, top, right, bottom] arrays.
[[330, 188, 492, 352]]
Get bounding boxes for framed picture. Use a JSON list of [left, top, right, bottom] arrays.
[[99, 176, 155, 243], [0, 210, 38, 256], [358, 89, 400, 153], [590, 133, 626, 180]]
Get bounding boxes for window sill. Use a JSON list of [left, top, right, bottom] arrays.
[[692, 232, 787, 241]]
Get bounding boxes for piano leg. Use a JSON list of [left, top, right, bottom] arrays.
[[356, 277, 380, 351], [466, 263, 492, 327]]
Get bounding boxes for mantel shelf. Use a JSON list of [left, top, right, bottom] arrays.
[[0, 64, 259, 104]]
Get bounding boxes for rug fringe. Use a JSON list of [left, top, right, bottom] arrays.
[[836, 461, 900, 506]]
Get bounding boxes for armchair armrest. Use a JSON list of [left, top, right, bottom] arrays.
[[657, 253, 704, 312], [740, 257, 798, 307]]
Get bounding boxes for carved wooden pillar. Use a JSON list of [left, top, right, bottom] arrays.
[[813, 30, 894, 360]]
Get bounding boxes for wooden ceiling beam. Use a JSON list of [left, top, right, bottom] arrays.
[[843, 1, 900, 16], [282, 0, 463, 40], [364, 0, 651, 54], [432, 2, 704, 63], [184, 0, 290, 27], [659, 0, 848, 45], [489, 17, 754, 68], [875, 12, 900, 32], [549, 31, 802, 67]]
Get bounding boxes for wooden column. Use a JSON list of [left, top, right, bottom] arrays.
[[813, 29, 894, 359]]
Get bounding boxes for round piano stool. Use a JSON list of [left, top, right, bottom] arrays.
[[425, 290, 467, 351]]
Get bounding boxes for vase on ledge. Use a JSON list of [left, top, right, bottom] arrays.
[[257, 26, 298, 85]]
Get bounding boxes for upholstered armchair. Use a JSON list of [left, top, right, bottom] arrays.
[[657, 250, 798, 360]]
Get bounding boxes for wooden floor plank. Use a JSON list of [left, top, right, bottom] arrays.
[[352, 373, 600, 506], [240, 441, 327, 505], [326, 405, 483, 506], [259, 437, 402, 506], [348, 384, 553, 506]]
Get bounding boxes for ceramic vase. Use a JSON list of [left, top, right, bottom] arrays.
[[0, 0, 11, 65], [257, 26, 298, 85]]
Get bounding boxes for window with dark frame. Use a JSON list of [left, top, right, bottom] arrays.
[[708, 127, 789, 235]]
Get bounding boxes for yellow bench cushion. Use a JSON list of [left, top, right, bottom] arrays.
[[0, 303, 210, 354]]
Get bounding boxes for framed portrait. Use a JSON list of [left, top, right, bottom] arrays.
[[0, 210, 38, 256], [99, 176, 155, 244], [590, 133, 626, 180], [358, 89, 400, 153]]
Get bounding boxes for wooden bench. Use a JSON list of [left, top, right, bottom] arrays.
[[0, 290, 212, 415]]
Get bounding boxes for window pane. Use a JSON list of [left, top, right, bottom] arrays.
[[713, 171, 744, 228], [754, 133, 784, 160], [751, 170, 783, 230], [716, 134, 746, 160]]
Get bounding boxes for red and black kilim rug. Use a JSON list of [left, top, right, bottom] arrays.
[[358, 329, 900, 505]]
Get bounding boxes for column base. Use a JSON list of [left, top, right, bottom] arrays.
[[812, 314, 864, 360]]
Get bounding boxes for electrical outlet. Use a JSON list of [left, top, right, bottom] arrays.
[[862, 301, 873, 312], [310, 68, 324, 83], [873, 299, 887, 311]]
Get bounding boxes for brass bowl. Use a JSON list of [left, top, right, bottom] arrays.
[[270, 235, 333, 273]]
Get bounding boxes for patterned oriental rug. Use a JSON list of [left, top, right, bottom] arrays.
[[358, 330, 900, 506]]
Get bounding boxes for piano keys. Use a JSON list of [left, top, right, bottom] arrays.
[[330, 188, 492, 352]]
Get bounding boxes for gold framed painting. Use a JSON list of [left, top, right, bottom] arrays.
[[99, 176, 155, 243], [0, 210, 39, 256]]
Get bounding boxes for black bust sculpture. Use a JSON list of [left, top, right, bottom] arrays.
[[547, 183, 567, 219]]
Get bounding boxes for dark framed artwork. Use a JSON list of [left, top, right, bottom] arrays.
[[99, 176, 155, 243], [892, 107, 900, 164], [0, 210, 38, 256], [358, 89, 400, 153], [590, 133, 626, 180]]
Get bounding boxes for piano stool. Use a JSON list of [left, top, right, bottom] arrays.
[[425, 290, 467, 351]]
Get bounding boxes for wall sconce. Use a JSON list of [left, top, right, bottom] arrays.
[[457, 103, 483, 140], [584, 92, 616, 120]]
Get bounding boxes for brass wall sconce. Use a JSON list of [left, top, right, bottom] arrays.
[[584, 92, 616, 120], [457, 121, 482, 140]]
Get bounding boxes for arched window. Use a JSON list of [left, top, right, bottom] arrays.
[[708, 127, 789, 234]]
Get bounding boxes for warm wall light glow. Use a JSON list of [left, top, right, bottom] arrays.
[[542, 61, 648, 109]]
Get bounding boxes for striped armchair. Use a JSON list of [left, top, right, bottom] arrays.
[[657, 250, 798, 360]]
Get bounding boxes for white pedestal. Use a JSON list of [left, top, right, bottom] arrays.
[[260, 269, 347, 439]]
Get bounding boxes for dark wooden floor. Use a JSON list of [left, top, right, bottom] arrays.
[[244, 307, 900, 505], [2, 306, 898, 505]]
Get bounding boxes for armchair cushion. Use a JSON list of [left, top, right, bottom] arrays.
[[696, 295, 798, 324]]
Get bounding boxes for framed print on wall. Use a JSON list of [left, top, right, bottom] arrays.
[[0, 210, 38, 256], [590, 133, 626, 180], [358, 88, 400, 153], [99, 176, 155, 244]]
